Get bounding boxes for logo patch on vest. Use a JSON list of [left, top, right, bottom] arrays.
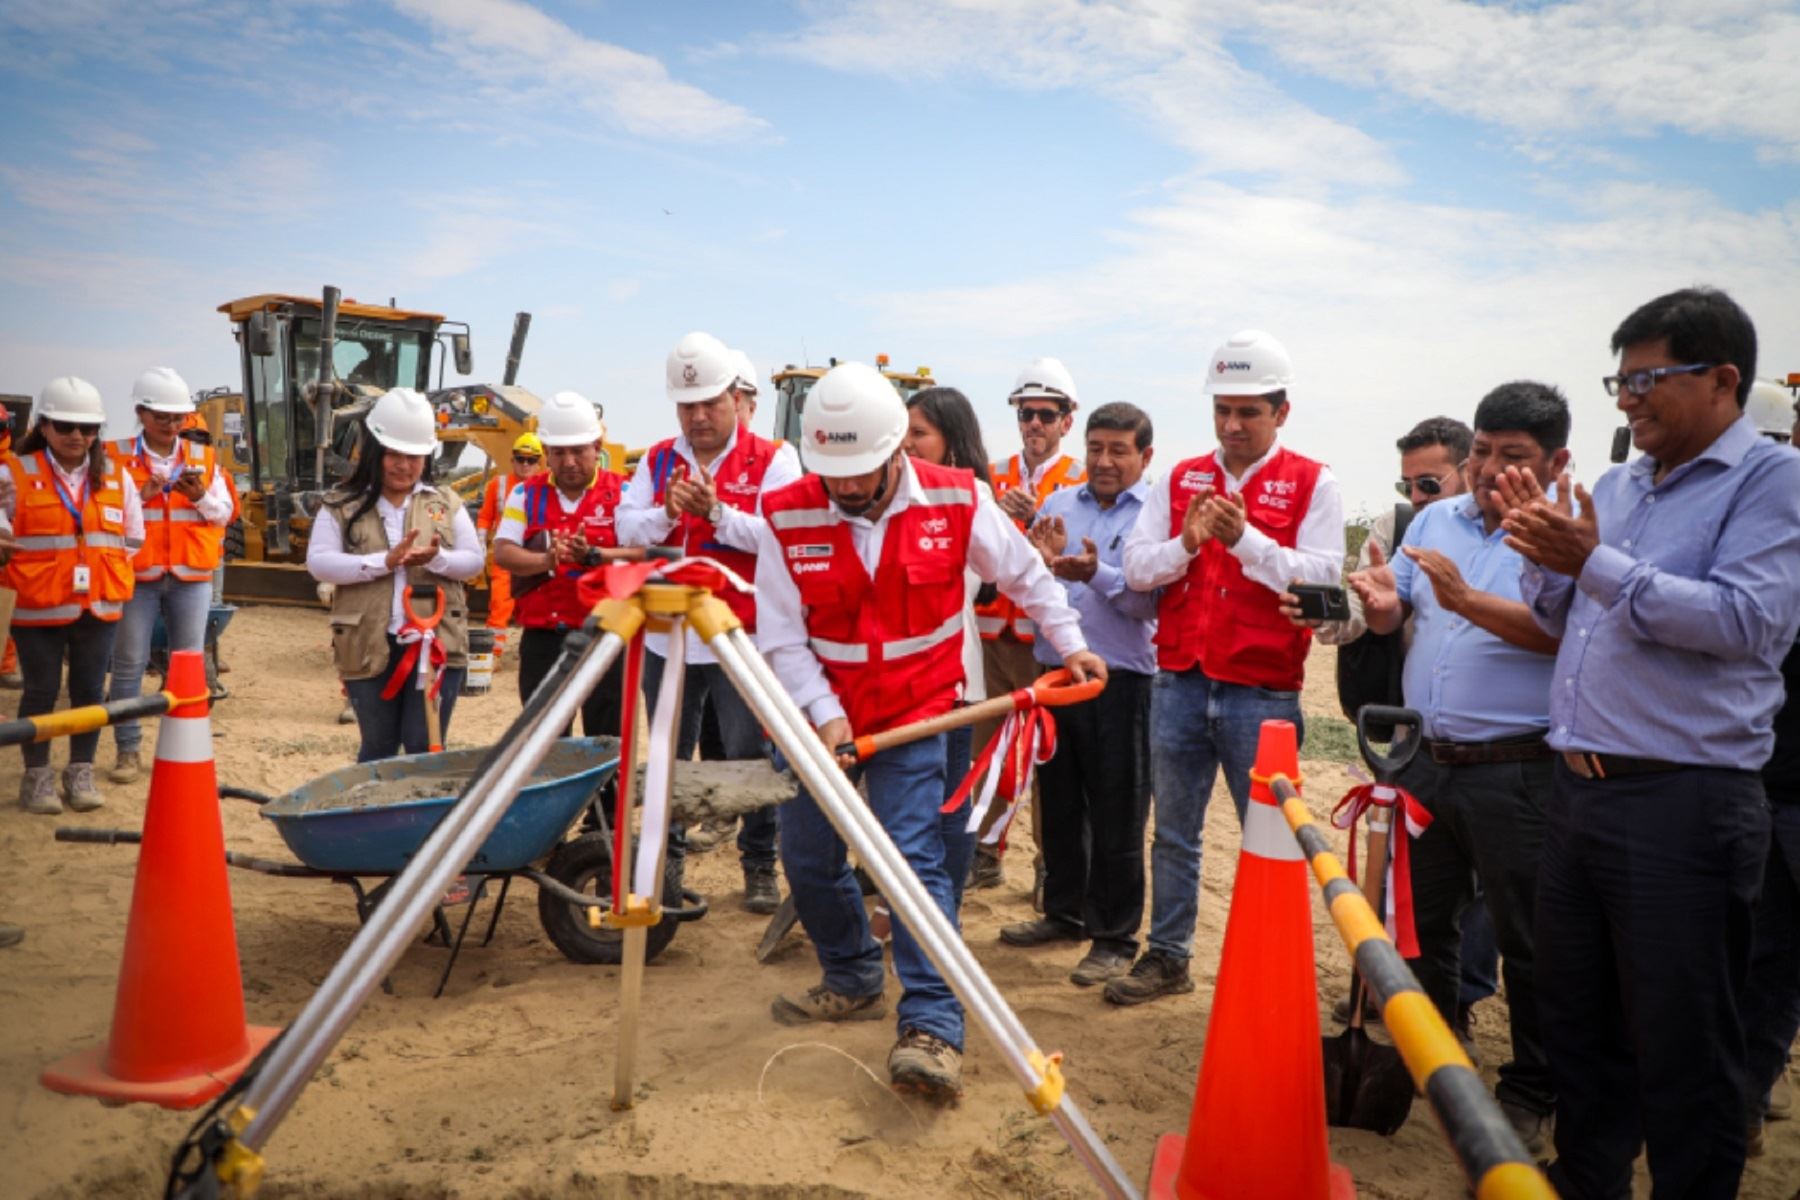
[[920, 516, 948, 534], [722, 478, 760, 497], [917, 535, 951, 552], [792, 560, 831, 574], [1258, 478, 1296, 510], [787, 543, 832, 559], [1179, 468, 1215, 489]]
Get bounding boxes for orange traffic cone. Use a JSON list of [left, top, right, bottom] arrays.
[[1148, 719, 1355, 1199], [42, 650, 278, 1109]]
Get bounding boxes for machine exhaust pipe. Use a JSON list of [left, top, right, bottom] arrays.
[[503, 312, 531, 386], [314, 285, 343, 490]]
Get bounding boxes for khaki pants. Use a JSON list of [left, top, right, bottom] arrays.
[[973, 631, 1044, 860]]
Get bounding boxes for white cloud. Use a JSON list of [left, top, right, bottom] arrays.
[[390, 0, 767, 142]]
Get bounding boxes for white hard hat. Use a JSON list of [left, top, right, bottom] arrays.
[[537, 390, 604, 446], [730, 349, 760, 397], [37, 376, 106, 426], [665, 331, 736, 404], [364, 388, 438, 456], [131, 366, 194, 414], [1008, 357, 1079, 411], [802, 362, 907, 477], [1746, 378, 1795, 441], [1204, 330, 1293, 396]]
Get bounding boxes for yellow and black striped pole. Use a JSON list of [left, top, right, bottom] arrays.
[[0, 690, 209, 748], [1274, 774, 1555, 1200]]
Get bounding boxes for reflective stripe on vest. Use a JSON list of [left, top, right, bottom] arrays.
[[769, 508, 836, 531]]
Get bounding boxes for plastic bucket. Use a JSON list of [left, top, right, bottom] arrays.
[[466, 627, 495, 694]]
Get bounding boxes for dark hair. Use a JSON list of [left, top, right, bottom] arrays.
[[1473, 381, 1571, 452], [905, 387, 993, 489], [1611, 287, 1757, 407], [1395, 416, 1473, 460], [1085, 401, 1153, 451], [17, 421, 109, 491], [336, 425, 436, 528]]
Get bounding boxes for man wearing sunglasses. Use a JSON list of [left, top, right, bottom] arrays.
[[967, 357, 1089, 895], [476, 431, 546, 658], [1501, 287, 1800, 1198]]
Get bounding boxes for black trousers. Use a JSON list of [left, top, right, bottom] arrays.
[[1397, 751, 1554, 1116], [15, 615, 117, 768], [1037, 668, 1152, 956], [1538, 761, 1768, 1200], [517, 627, 626, 739], [1742, 799, 1800, 1122]]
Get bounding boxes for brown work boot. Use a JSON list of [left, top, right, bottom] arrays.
[[888, 1027, 962, 1104], [108, 749, 143, 785], [770, 983, 886, 1027], [1069, 947, 1131, 987], [1102, 950, 1195, 1006], [998, 918, 1083, 948], [20, 767, 60, 815], [62, 763, 104, 812]]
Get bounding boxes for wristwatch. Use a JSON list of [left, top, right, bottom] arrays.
[[706, 501, 725, 525]]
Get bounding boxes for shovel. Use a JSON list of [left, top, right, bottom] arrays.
[[1323, 703, 1422, 1134]]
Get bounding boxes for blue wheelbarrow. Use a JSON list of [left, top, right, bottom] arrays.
[[60, 736, 706, 997]]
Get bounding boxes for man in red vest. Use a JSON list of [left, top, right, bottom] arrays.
[[969, 357, 1088, 893], [619, 332, 801, 913], [1109, 330, 1345, 1006], [491, 392, 625, 736], [755, 361, 1105, 1103]]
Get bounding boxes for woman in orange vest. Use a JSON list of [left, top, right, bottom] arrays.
[[0, 378, 144, 814], [476, 431, 544, 655], [103, 368, 234, 783], [0, 402, 20, 689]]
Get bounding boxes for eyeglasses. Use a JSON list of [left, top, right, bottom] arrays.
[[1395, 470, 1458, 498], [1016, 406, 1066, 426], [1601, 363, 1715, 398], [47, 419, 101, 436], [139, 409, 185, 422], [512, 454, 541, 464]]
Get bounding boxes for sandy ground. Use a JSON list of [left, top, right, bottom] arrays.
[[2, 606, 1797, 1197]]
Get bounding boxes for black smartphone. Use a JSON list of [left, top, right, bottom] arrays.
[[1291, 582, 1349, 622]]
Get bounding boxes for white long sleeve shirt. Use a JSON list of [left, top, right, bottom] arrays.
[[0, 454, 146, 548], [754, 458, 1087, 728], [123, 435, 235, 526], [616, 427, 802, 665], [306, 483, 484, 636], [1124, 441, 1344, 595]]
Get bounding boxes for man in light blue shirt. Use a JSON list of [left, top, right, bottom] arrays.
[[997, 403, 1160, 989], [1352, 381, 1568, 1154], [1502, 287, 1800, 1199]]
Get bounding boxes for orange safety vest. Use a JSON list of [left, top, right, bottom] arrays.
[[110, 436, 225, 582], [973, 452, 1086, 642], [478, 471, 530, 536], [5, 450, 136, 625]]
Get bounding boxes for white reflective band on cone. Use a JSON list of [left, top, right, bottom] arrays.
[[1242, 798, 1305, 861], [154, 713, 214, 763]]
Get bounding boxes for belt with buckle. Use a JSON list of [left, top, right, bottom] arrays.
[[1424, 735, 1552, 766], [1560, 751, 1688, 781]]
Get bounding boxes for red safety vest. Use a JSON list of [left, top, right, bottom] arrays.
[[974, 452, 1085, 642], [764, 459, 976, 736], [1154, 448, 1322, 690], [512, 474, 622, 630], [644, 431, 777, 632], [110, 436, 224, 582]]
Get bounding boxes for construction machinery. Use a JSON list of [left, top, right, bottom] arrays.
[[770, 353, 934, 462], [207, 288, 571, 606]]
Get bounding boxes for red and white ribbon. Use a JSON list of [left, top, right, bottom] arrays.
[[1330, 781, 1433, 958]]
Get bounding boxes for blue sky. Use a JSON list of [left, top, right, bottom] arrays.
[[3, 0, 1797, 513]]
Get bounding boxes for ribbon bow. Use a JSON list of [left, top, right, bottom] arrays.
[[1330, 781, 1432, 958], [575, 555, 755, 608], [380, 628, 447, 701], [945, 688, 1060, 847]]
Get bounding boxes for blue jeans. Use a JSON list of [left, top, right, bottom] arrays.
[[941, 722, 976, 911], [780, 733, 962, 1048], [343, 635, 466, 763], [641, 652, 773, 868], [107, 575, 213, 754], [1146, 668, 1303, 960]]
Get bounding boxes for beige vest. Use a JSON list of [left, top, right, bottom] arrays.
[[326, 486, 470, 680]]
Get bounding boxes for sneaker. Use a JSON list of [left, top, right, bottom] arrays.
[[967, 848, 1003, 890], [770, 983, 886, 1027], [743, 866, 781, 916], [888, 1027, 963, 1104], [108, 749, 143, 785], [0, 922, 21, 949], [999, 918, 1084, 948], [1501, 1100, 1551, 1158], [1070, 948, 1131, 987], [20, 766, 60, 815], [62, 763, 104, 812], [1103, 951, 1195, 1006]]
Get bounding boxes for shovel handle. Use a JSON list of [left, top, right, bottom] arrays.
[[835, 668, 1103, 761], [1355, 705, 1424, 783], [405, 582, 446, 631]]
